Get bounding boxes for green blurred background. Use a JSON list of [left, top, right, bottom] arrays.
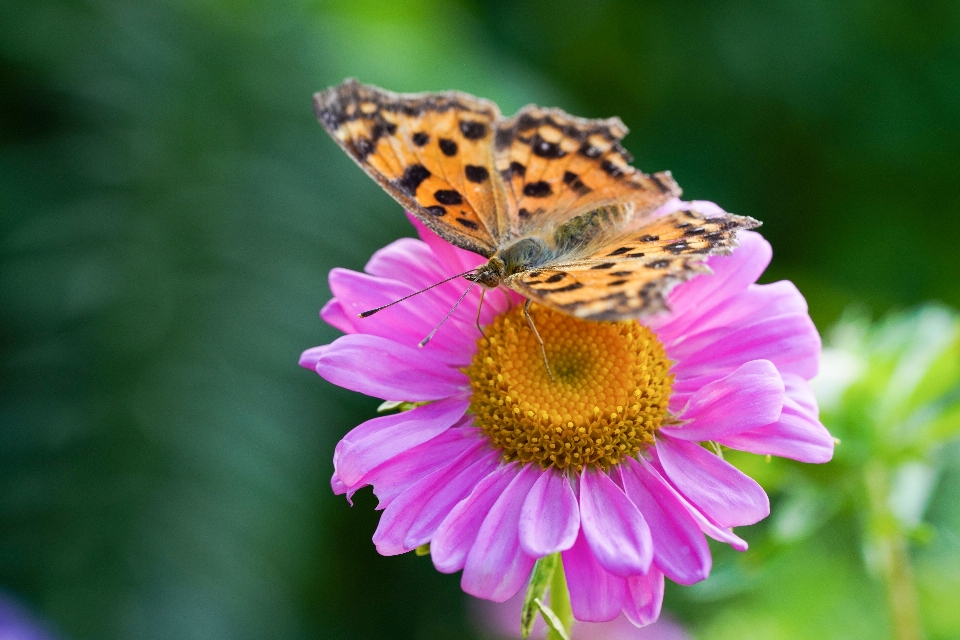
[[2, 0, 959, 638]]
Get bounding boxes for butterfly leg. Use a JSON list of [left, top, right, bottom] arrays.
[[475, 289, 487, 338], [523, 299, 555, 381]]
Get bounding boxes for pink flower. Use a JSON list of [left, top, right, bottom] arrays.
[[301, 209, 833, 626]]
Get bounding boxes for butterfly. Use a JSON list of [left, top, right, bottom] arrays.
[[314, 78, 759, 322]]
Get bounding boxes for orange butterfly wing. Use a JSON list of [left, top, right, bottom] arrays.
[[314, 79, 507, 257], [508, 209, 760, 320], [493, 106, 680, 238]]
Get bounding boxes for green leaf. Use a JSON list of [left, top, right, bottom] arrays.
[[521, 554, 557, 638], [534, 598, 571, 640], [377, 400, 428, 413], [377, 400, 406, 412], [903, 332, 960, 413]]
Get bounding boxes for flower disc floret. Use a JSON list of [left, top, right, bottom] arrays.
[[465, 304, 674, 471]]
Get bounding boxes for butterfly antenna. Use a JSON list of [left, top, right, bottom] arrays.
[[419, 282, 476, 348], [358, 268, 477, 318], [474, 289, 487, 338], [523, 300, 555, 382]]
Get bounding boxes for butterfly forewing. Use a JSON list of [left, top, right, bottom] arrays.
[[494, 106, 681, 238], [314, 79, 505, 256], [509, 210, 760, 320]]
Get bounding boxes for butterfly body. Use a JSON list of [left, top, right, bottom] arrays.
[[315, 79, 760, 321]]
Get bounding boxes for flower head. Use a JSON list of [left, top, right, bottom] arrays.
[[301, 205, 834, 625]]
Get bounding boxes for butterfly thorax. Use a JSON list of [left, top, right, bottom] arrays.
[[468, 238, 550, 289]]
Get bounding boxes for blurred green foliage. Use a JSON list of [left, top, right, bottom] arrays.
[[1, 1, 959, 639]]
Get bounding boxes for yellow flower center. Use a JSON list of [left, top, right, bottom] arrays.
[[464, 304, 674, 472]]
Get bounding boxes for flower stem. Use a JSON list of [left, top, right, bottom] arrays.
[[548, 553, 574, 640], [864, 461, 926, 640]]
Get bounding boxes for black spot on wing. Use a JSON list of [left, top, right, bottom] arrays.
[[395, 164, 431, 196], [545, 273, 566, 283], [600, 160, 624, 178], [551, 282, 584, 293], [531, 134, 566, 159], [610, 270, 632, 277], [434, 189, 463, 205], [518, 208, 532, 219], [412, 131, 429, 146], [456, 217, 479, 230], [353, 137, 374, 158], [608, 279, 627, 286], [508, 162, 526, 178], [607, 246, 632, 256], [460, 120, 488, 139], [639, 235, 660, 242], [646, 259, 670, 269], [372, 121, 397, 138], [424, 206, 446, 217], [579, 142, 602, 158], [589, 262, 616, 270], [562, 171, 591, 195], [439, 138, 458, 156], [523, 181, 552, 198], [664, 241, 689, 255], [649, 173, 670, 192], [465, 165, 489, 182]]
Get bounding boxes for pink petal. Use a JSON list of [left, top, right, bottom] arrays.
[[366, 424, 485, 509], [315, 333, 467, 400], [638, 455, 749, 551], [364, 237, 448, 288], [663, 360, 784, 441], [407, 212, 488, 274], [373, 444, 494, 555], [402, 450, 501, 550], [660, 280, 806, 352], [579, 467, 652, 577], [335, 398, 469, 487], [431, 464, 517, 573], [331, 469, 347, 496], [783, 371, 820, 415], [299, 345, 328, 371], [462, 464, 540, 602], [718, 380, 834, 463], [364, 237, 513, 319], [620, 459, 710, 585], [328, 268, 477, 364], [320, 298, 356, 334], [562, 529, 627, 622], [623, 569, 665, 628], [519, 468, 580, 556], [656, 435, 769, 528], [670, 312, 820, 397], [652, 231, 771, 337]]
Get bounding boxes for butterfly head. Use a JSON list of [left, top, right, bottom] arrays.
[[468, 237, 549, 290], [466, 257, 506, 290]]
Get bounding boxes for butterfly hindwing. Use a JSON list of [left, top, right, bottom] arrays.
[[509, 210, 761, 320], [314, 79, 506, 257], [494, 106, 681, 237]]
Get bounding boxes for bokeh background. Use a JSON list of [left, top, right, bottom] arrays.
[[2, 0, 960, 638]]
